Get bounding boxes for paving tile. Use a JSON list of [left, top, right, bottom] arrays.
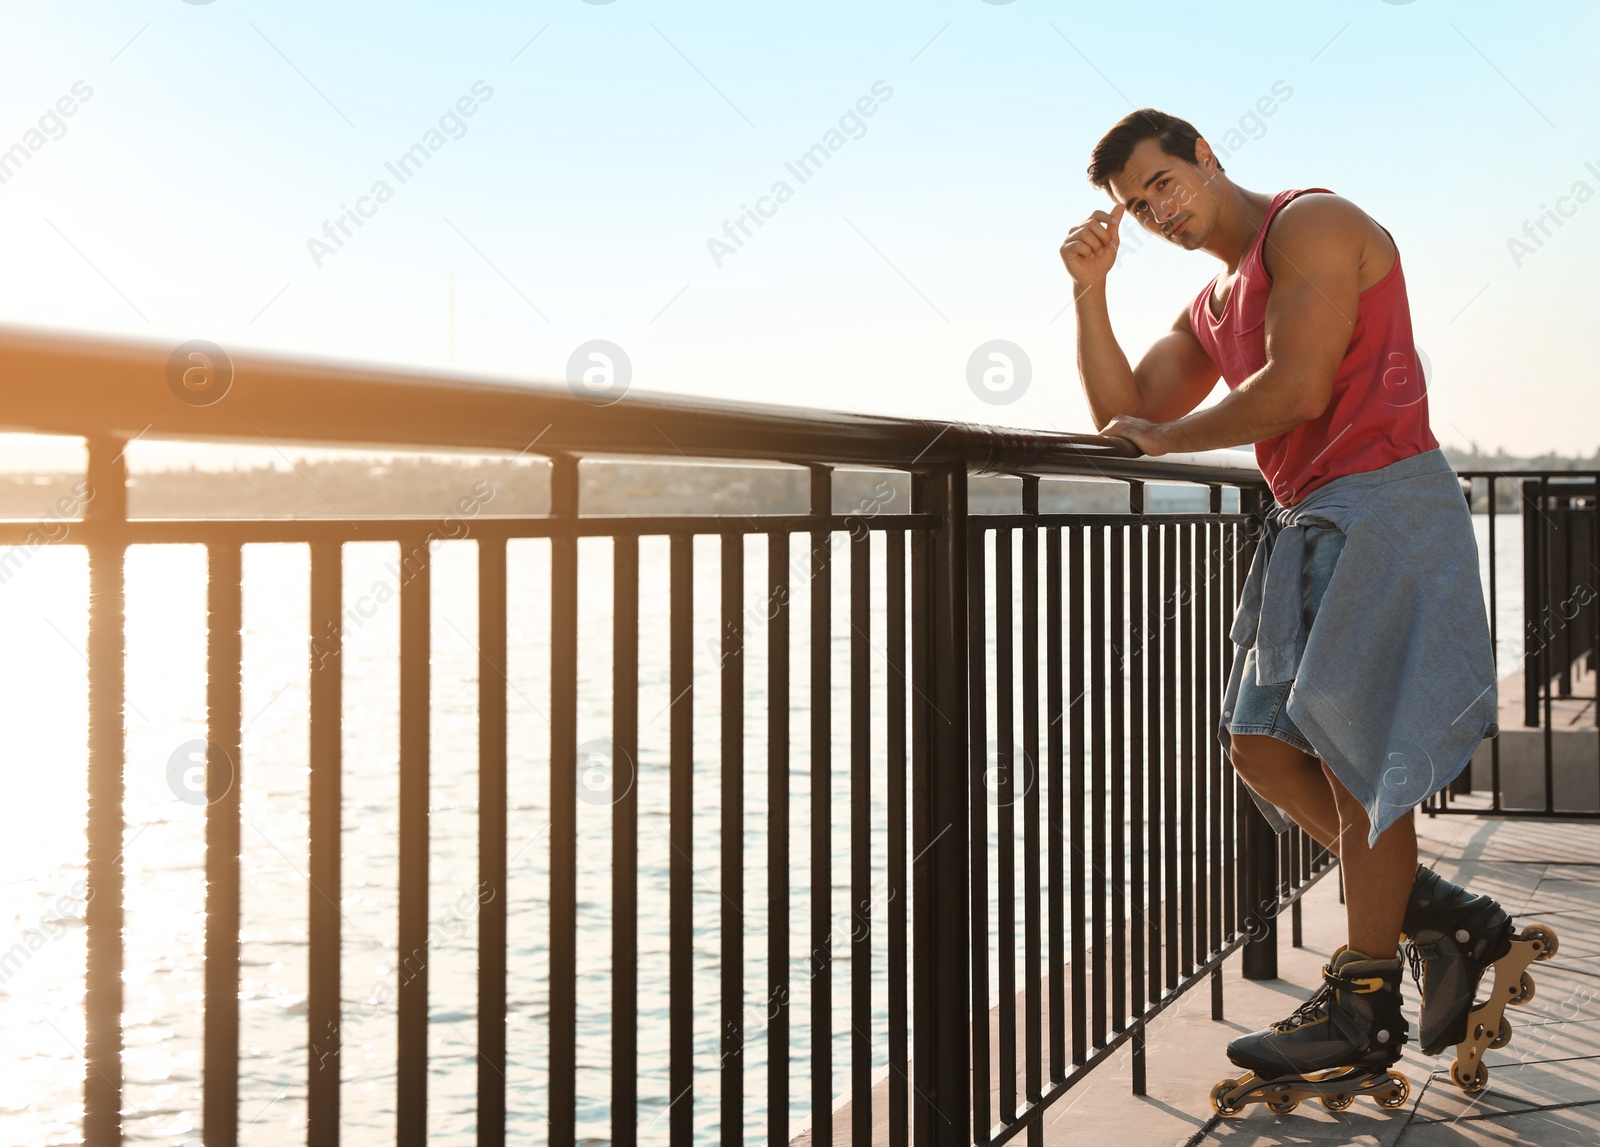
[[1410, 1053, 1600, 1121], [1414, 857, 1547, 915], [1516, 863, 1600, 888], [1397, 1095, 1600, 1145], [1418, 814, 1600, 867], [1202, 1114, 1403, 1145]]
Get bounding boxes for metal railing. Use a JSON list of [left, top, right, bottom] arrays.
[[1430, 471, 1600, 819], [959, 483, 1337, 1147], [0, 325, 1336, 1147]]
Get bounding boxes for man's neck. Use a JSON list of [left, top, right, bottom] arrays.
[[1201, 185, 1280, 273]]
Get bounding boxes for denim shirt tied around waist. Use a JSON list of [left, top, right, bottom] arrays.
[[1223, 448, 1498, 846]]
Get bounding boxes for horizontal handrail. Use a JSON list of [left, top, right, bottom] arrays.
[[0, 324, 1264, 486]]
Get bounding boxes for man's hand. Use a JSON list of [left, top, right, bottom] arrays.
[[1060, 203, 1125, 289], [1101, 414, 1170, 457]]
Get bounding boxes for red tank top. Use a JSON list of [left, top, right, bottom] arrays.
[[1188, 188, 1438, 506]]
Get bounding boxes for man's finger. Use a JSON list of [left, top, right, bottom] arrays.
[[1110, 203, 1125, 233], [1079, 216, 1119, 249], [1101, 424, 1145, 455]]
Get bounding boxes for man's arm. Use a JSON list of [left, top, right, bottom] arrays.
[[1103, 196, 1363, 455], [1062, 206, 1220, 428], [1132, 308, 1222, 422]]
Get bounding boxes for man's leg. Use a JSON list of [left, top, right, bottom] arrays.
[[1217, 735, 1413, 1105], [1325, 763, 1416, 958], [1228, 733, 1342, 851], [1229, 733, 1418, 954]]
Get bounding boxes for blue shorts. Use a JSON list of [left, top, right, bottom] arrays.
[[1222, 522, 1346, 759]]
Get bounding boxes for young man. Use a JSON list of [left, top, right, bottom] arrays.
[[1060, 109, 1557, 1110]]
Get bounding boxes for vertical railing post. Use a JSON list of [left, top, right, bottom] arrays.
[[307, 541, 343, 1147], [766, 529, 792, 1147], [397, 525, 433, 1144], [1523, 479, 1542, 728], [910, 465, 970, 1146], [550, 454, 580, 1147], [1126, 480, 1146, 1096], [83, 436, 126, 1147], [204, 541, 243, 1147], [807, 464, 833, 1147], [722, 528, 747, 1147], [1487, 476, 1502, 810], [1539, 475, 1555, 812], [479, 534, 510, 1147], [1447, 478, 1475, 798], [1591, 477, 1600, 780], [1240, 801, 1280, 981], [1452, 473, 1484, 796], [1557, 488, 1575, 699], [1235, 487, 1278, 981], [1586, 478, 1599, 684], [667, 527, 695, 1147]]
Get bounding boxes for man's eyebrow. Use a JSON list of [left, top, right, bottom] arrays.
[[1124, 167, 1172, 209]]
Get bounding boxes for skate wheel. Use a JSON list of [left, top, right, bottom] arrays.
[[1375, 1071, 1411, 1110], [1490, 1017, 1513, 1050], [1451, 1058, 1487, 1093], [1266, 1097, 1299, 1114], [1509, 970, 1535, 1006], [1522, 923, 1559, 961], [1319, 1092, 1355, 1111], [1210, 1078, 1244, 1118]]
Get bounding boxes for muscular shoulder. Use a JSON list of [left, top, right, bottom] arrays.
[[1263, 193, 1388, 280]]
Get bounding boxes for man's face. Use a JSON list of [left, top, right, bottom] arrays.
[[1106, 137, 1218, 250]]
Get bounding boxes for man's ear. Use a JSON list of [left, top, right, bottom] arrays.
[[1194, 138, 1223, 180]]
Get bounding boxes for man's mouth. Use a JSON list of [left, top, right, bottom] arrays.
[[1167, 216, 1188, 238]]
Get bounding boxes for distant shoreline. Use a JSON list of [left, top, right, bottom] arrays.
[[0, 445, 1570, 519]]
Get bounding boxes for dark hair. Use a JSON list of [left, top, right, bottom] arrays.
[[1087, 108, 1221, 190]]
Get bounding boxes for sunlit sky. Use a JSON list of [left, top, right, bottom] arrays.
[[2, 0, 1598, 465]]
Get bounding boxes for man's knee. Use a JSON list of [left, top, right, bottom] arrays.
[[1229, 733, 1281, 783], [1230, 734, 1314, 795]]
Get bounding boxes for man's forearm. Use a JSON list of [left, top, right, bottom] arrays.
[[1073, 284, 1141, 428], [1154, 362, 1323, 453]]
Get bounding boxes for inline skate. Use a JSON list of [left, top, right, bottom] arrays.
[[1211, 947, 1412, 1117], [1401, 864, 1559, 1093]]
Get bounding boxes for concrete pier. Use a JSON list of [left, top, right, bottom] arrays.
[[1039, 807, 1600, 1145]]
